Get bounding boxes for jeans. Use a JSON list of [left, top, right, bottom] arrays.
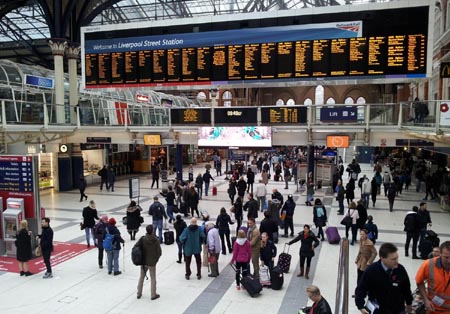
[[153, 219, 163, 243], [108, 181, 115, 192], [196, 186, 203, 199], [338, 199, 344, 214], [362, 193, 370, 208], [204, 182, 210, 196], [176, 240, 183, 256], [235, 262, 249, 286], [107, 250, 120, 273], [405, 232, 419, 257], [85, 227, 95, 246], [257, 196, 266, 212], [42, 249, 52, 273], [167, 205, 175, 222], [137, 266, 157, 298]]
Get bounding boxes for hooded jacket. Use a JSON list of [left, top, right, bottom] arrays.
[[179, 224, 205, 256], [138, 233, 162, 267], [231, 238, 252, 263]]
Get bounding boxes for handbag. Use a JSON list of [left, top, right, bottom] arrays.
[[35, 245, 42, 257], [280, 211, 287, 221], [259, 265, 271, 286], [80, 222, 85, 230], [122, 216, 128, 225], [208, 253, 217, 264], [139, 216, 144, 224], [340, 210, 352, 227]]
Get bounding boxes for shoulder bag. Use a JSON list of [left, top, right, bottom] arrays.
[[340, 210, 352, 227]]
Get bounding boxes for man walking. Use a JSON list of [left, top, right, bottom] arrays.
[[244, 193, 259, 221], [202, 170, 214, 196], [136, 225, 162, 300], [281, 194, 296, 237], [206, 222, 221, 277], [37, 217, 54, 279], [148, 196, 168, 244], [180, 218, 206, 280], [255, 180, 267, 212], [417, 202, 432, 246], [98, 165, 108, 191]]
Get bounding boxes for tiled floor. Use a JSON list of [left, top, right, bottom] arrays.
[[0, 163, 449, 314]]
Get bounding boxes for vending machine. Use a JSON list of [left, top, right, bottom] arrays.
[[2, 198, 25, 256]]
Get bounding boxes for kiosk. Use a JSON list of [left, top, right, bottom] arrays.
[[2, 198, 25, 256]]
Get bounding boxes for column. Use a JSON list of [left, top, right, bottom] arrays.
[[66, 45, 80, 125], [71, 144, 84, 189], [176, 144, 183, 180], [307, 145, 315, 178], [48, 39, 67, 124]]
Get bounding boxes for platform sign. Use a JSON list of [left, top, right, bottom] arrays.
[[320, 107, 357, 123]]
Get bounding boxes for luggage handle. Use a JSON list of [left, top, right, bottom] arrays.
[[283, 243, 290, 254]]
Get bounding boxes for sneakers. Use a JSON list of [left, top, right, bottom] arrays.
[[43, 272, 53, 279]]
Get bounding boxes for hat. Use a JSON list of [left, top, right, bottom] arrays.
[[288, 194, 293, 200], [101, 215, 108, 222], [108, 217, 116, 226], [89, 200, 96, 209]]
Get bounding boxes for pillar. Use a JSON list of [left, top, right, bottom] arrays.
[[48, 39, 67, 124], [308, 145, 315, 178], [71, 144, 84, 189], [176, 144, 183, 180], [66, 45, 80, 125]]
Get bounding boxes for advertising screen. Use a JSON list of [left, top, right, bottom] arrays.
[[198, 127, 272, 147]]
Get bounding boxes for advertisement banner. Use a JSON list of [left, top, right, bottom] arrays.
[[198, 127, 272, 147]]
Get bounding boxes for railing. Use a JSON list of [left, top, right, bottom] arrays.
[[335, 238, 349, 314]]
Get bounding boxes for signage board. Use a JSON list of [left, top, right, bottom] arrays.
[[25, 75, 54, 89], [86, 137, 111, 143], [170, 108, 211, 125], [326, 135, 350, 148], [440, 63, 450, 78], [80, 143, 105, 150], [395, 139, 434, 147], [320, 107, 357, 122], [260, 106, 307, 124], [143, 135, 162, 146], [214, 107, 258, 125], [129, 177, 140, 199]]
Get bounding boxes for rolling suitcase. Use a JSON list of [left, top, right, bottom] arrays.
[[231, 264, 262, 297], [212, 185, 217, 196], [270, 266, 284, 290], [326, 226, 341, 244], [277, 244, 292, 273], [419, 230, 440, 259], [164, 230, 175, 245], [274, 174, 280, 181]]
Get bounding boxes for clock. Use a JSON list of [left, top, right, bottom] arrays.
[[60, 144, 68, 153]]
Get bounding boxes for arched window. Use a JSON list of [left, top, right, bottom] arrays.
[[275, 99, 285, 106], [356, 97, 366, 121], [326, 97, 336, 105], [356, 97, 366, 105], [345, 97, 354, 105], [222, 90, 232, 107], [304, 98, 313, 106], [315, 85, 324, 105], [197, 91, 207, 101], [286, 98, 295, 106]]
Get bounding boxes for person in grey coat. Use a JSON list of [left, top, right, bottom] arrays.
[[206, 222, 221, 277]]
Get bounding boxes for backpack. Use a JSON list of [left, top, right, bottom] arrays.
[[367, 231, 376, 241], [150, 203, 163, 220], [316, 207, 324, 218], [103, 227, 115, 251], [131, 238, 144, 266]]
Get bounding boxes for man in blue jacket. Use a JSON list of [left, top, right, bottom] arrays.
[[180, 218, 206, 280]]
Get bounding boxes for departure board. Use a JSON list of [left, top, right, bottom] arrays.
[[277, 42, 294, 78], [228, 45, 244, 80], [111, 52, 125, 84], [212, 46, 227, 81], [368, 37, 387, 75], [408, 34, 426, 73], [125, 51, 138, 83], [197, 47, 211, 81], [387, 35, 406, 74], [295, 41, 312, 77], [330, 39, 347, 76], [182, 47, 196, 81], [260, 106, 308, 124], [85, 54, 98, 85], [312, 40, 330, 77], [214, 107, 258, 125], [167, 48, 181, 82], [244, 44, 260, 79], [349, 38, 367, 75], [153, 49, 166, 82], [138, 50, 152, 83], [171, 108, 212, 125], [260, 43, 276, 79], [98, 53, 111, 84]]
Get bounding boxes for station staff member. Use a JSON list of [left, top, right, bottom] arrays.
[[416, 241, 450, 314]]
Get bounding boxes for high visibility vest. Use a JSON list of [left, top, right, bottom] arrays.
[[428, 257, 450, 311]]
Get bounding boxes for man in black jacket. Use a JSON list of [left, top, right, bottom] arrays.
[[417, 202, 432, 246], [281, 194, 296, 237], [38, 218, 54, 279], [404, 206, 420, 259], [98, 165, 108, 191], [271, 188, 284, 206], [244, 193, 259, 220], [355, 242, 413, 314], [303, 285, 332, 314]]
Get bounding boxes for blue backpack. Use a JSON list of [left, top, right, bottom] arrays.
[[103, 227, 115, 251]]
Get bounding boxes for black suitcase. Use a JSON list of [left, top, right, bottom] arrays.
[[274, 174, 280, 181], [270, 266, 284, 290], [164, 230, 175, 245], [241, 274, 263, 297], [419, 230, 440, 259]]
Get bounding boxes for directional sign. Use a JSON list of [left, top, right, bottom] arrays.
[[320, 106, 357, 123]]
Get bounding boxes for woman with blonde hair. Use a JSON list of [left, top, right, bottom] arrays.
[[355, 229, 377, 285], [15, 219, 33, 276]]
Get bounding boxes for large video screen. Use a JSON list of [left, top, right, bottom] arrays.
[[82, 4, 430, 88], [198, 127, 272, 147]]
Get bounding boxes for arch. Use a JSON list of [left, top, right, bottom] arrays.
[[326, 97, 336, 105], [356, 97, 366, 105], [344, 97, 354, 105], [304, 98, 313, 106], [275, 98, 285, 106], [222, 90, 232, 107], [286, 98, 295, 106], [315, 85, 324, 105], [197, 91, 207, 101]]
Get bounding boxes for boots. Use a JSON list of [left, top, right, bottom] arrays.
[[177, 253, 182, 264], [297, 266, 304, 277], [305, 267, 310, 279]]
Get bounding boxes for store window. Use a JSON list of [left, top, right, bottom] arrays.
[[356, 97, 366, 121], [222, 90, 232, 107], [286, 98, 295, 106], [356, 97, 366, 105], [275, 99, 285, 106]]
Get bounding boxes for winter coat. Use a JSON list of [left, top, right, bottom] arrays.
[[356, 203, 368, 229], [233, 199, 244, 220], [173, 219, 187, 242], [345, 181, 355, 200], [149, 201, 168, 221], [126, 205, 142, 231], [227, 181, 237, 196], [244, 199, 259, 219], [94, 221, 107, 249], [237, 179, 247, 196], [272, 191, 284, 205], [288, 231, 320, 258], [104, 225, 124, 251], [216, 213, 233, 232], [260, 240, 277, 266], [136, 233, 162, 267], [15, 228, 32, 262], [195, 175, 203, 188], [82, 206, 99, 228], [282, 199, 296, 218], [180, 224, 205, 256], [202, 172, 213, 183], [336, 185, 345, 201], [259, 218, 278, 242], [207, 227, 221, 254], [355, 239, 377, 272], [313, 205, 327, 228], [231, 239, 252, 263], [247, 225, 261, 253], [310, 298, 333, 314], [40, 226, 53, 252]]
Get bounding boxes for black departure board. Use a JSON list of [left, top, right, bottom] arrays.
[[260, 43, 276, 79], [111, 52, 124, 84], [260, 106, 308, 124], [407, 34, 426, 73], [125, 51, 138, 83], [167, 48, 181, 82], [214, 107, 258, 125], [295, 41, 312, 77], [212, 45, 227, 81], [349, 38, 367, 75], [312, 40, 330, 77], [153, 49, 166, 82], [244, 44, 260, 79], [138, 50, 152, 83], [85, 54, 98, 85], [170, 108, 211, 125], [368, 37, 387, 75], [387, 35, 406, 74], [182, 47, 196, 81], [277, 42, 294, 78], [330, 39, 347, 76], [98, 53, 111, 84], [228, 45, 244, 80], [197, 47, 211, 81]]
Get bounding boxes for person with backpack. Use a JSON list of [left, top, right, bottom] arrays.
[[313, 198, 327, 241], [216, 207, 234, 255], [387, 183, 397, 212], [94, 215, 108, 269], [136, 225, 162, 300], [148, 196, 168, 244], [246, 167, 255, 194], [126, 201, 142, 241], [97, 165, 108, 191], [104, 217, 125, 276], [404, 206, 420, 259], [174, 214, 187, 264], [363, 216, 378, 244], [82, 200, 99, 248]]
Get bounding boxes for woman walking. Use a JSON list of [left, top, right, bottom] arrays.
[[126, 200, 142, 240], [174, 214, 187, 263], [233, 197, 243, 234], [187, 186, 200, 218], [355, 229, 377, 285], [82, 200, 99, 248], [227, 178, 237, 205], [371, 177, 378, 207], [312, 199, 327, 241], [346, 178, 356, 205], [15, 220, 33, 276], [230, 230, 252, 290], [344, 202, 360, 245], [216, 207, 234, 255], [288, 224, 320, 279]]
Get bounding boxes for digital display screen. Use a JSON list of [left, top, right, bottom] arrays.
[[144, 135, 162, 146], [170, 108, 212, 125], [214, 107, 258, 125], [182, 47, 196, 81], [198, 127, 272, 147], [167, 48, 181, 82], [85, 54, 98, 85], [125, 51, 138, 83], [260, 106, 308, 124]]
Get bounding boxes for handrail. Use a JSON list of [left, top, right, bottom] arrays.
[[335, 238, 349, 314]]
